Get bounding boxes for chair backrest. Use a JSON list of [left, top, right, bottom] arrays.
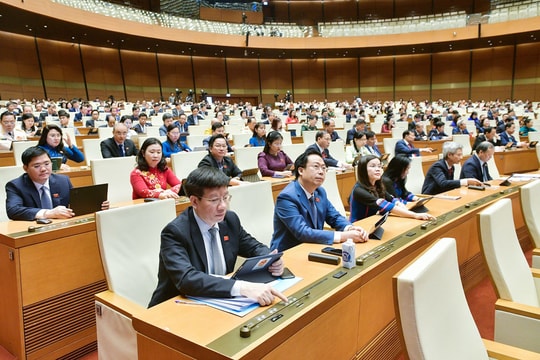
[[328, 140, 346, 164], [170, 151, 207, 181], [407, 156, 424, 195], [91, 157, 136, 204], [453, 162, 462, 180], [521, 180, 540, 249], [98, 127, 113, 140], [62, 127, 78, 147], [186, 125, 206, 136], [228, 181, 274, 246], [302, 130, 319, 146], [186, 134, 208, 148], [528, 132, 540, 142], [323, 170, 346, 216], [13, 141, 38, 166], [145, 126, 161, 137], [486, 156, 500, 180], [383, 138, 399, 160], [0, 165, 25, 221], [282, 143, 308, 163], [394, 237, 489, 360], [96, 199, 176, 307], [478, 198, 540, 307], [82, 138, 104, 166], [536, 144, 540, 165], [391, 127, 403, 139], [280, 131, 292, 145], [234, 146, 261, 171], [232, 133, 251, 148], [452, 134, 472, 155]]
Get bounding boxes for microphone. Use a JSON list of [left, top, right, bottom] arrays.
[[500, 174, 513, 186]]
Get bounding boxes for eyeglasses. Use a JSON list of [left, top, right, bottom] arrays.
[[308, 164, 327, 172], [199, 194, 232, 205]]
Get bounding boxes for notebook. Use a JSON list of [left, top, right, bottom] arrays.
[[231, 252, 283, 283], [241, 168, 261, 182], [69, 183, 108, 216]]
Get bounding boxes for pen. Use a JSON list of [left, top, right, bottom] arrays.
[[174, 300, 206, 306]]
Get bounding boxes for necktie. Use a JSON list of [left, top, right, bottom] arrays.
[[218, 161, 224, 171], [8, 132, 13, 139], [208, 227, 225, 275], [482, 163, 490, 182], [309, 196, 318, 228], [118, 143, 125, 157], [40, 186, 52, 209]]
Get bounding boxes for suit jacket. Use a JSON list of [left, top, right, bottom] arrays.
[[270, 181, 351, 252], [198, 154, 242, 179], [421, 159, 461, 195], [148, 208, 269, 307], [472, 134, 499, 152], [132, 123, 152, 134], [305, 143, 339, 167], [187, 114, 203, 126], [6, 173, 72, 220], [499, 131, 517, 146], [394, 139, 420, 157], [100, 138, 138, 158], [365, 144, 382, 157], [460, 155, 491, 181]]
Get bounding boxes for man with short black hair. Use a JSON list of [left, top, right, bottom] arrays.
[[0, 111, 26, 150], [148, 166, 286, 307]]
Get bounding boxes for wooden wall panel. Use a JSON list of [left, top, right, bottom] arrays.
[[0, 32, 42, 99], [292, 59, 325, 102], [192, 57, 227, 101], [157, 53, 194, 98], [470, 47, 513, 100], [432, 51, 470, 101], [37, 38, 85, 100], [226, 58, 260, 101], [359, 57, 393, 101], [259, 58, 292, 105], [289, 2, 323, 25], [80, 45, 124, 100], [325, 2, 358, 22], [358, 0, 394, 20], [514, 43, 540, 100], [394, 54, 430, 101], [121, 50, 160, 101], [325, 58, 359, 102]]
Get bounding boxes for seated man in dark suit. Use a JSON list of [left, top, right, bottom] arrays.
[[270, 149, 368, 252], [421, 142, 482, 195], [187, 105, 204, 125], [132, 113, 151, 134], [198, 134, 243, 186], [428, 120, 450, 140], [345, 119, 366, 145], [395, 130, 433, 158], [305, 131, 352, 169], [148, 166, 287, 307], [5, 147, 108, 220], [460, 141, 495, 182], [499, 122, 526, 147], [100, 123, 138, 158], [472, 126, 500, 152], [202, 122, 234, 152]]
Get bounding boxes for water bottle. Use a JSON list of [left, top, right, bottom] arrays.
[[342, 239, 356, 269]]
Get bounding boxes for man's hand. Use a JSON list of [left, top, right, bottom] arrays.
[[239, 282, 288, 306], [339, 226, 369, 243], [466, 178, 483, 186], [267, 249, 284, 276], [45, 206, 75, 219]]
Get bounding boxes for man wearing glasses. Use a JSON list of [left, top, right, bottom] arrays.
[[6, 146, 109, 220], [0, 111, 27, 150], [270, 149, 368, 252], [149, 166, 287, 307]]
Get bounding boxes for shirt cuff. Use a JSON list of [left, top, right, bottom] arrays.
[[231, 280, 245, 297], [460, 179, 468, 186], [36, 209, 47, 219]]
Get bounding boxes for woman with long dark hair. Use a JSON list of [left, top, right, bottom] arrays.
[[130, 137, 181, 199], [349, 155, 433, 222], [38, 124, 84, 170]]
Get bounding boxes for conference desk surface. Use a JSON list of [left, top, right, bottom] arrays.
[[0, 197, 191, 360], [132, 181, 531, 360]]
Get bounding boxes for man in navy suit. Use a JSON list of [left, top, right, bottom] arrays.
[[499, 122, 526, 147], [460, 141, 495, 182], [364, 130, 382, 156], [305, 131, 352, 169], [395, 130, 433, 157], [421, 142, 482, 195], [148, 167, 287, 307], [100, 123, 138, 158], [6, 147, 109, 220], [270, 149, 368, 252]]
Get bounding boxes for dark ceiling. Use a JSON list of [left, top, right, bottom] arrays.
[[0, 1, 538, 59]]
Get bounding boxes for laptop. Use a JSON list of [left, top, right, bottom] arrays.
[[241, 168, 261, 182], [368, 211, 389, 240], [231, 252, 283, 283], [69, 183, 108, 216], [407, 196, 433, 213], [529, 141, 538, 148]]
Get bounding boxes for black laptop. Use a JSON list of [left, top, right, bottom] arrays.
[[69, 184, 108, 216]]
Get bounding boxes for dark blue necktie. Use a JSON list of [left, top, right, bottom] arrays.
[[118, 143, 125, 157], [309, 196, 318, 229]]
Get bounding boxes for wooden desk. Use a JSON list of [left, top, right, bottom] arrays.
[[0, 198, 190, 360], [493, 148, 539, 174], [132, 183, 530, 360], [0, 150, 15, 166]]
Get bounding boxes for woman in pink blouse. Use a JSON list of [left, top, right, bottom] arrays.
[[130, 137, 181, 199], [257, 131, 294, 177]]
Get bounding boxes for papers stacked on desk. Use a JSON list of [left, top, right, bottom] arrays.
[[188, 277, 302, 317]]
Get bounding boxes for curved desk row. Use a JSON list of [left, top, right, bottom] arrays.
[[131, 182, 532, 360]]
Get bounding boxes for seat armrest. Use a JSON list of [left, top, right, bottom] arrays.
[[95, 290, 147, 318], [483, 339, 540, 359], [495, 299, 540, 320], [533, 248, 540, 257], [532, 268, 540, 279]]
